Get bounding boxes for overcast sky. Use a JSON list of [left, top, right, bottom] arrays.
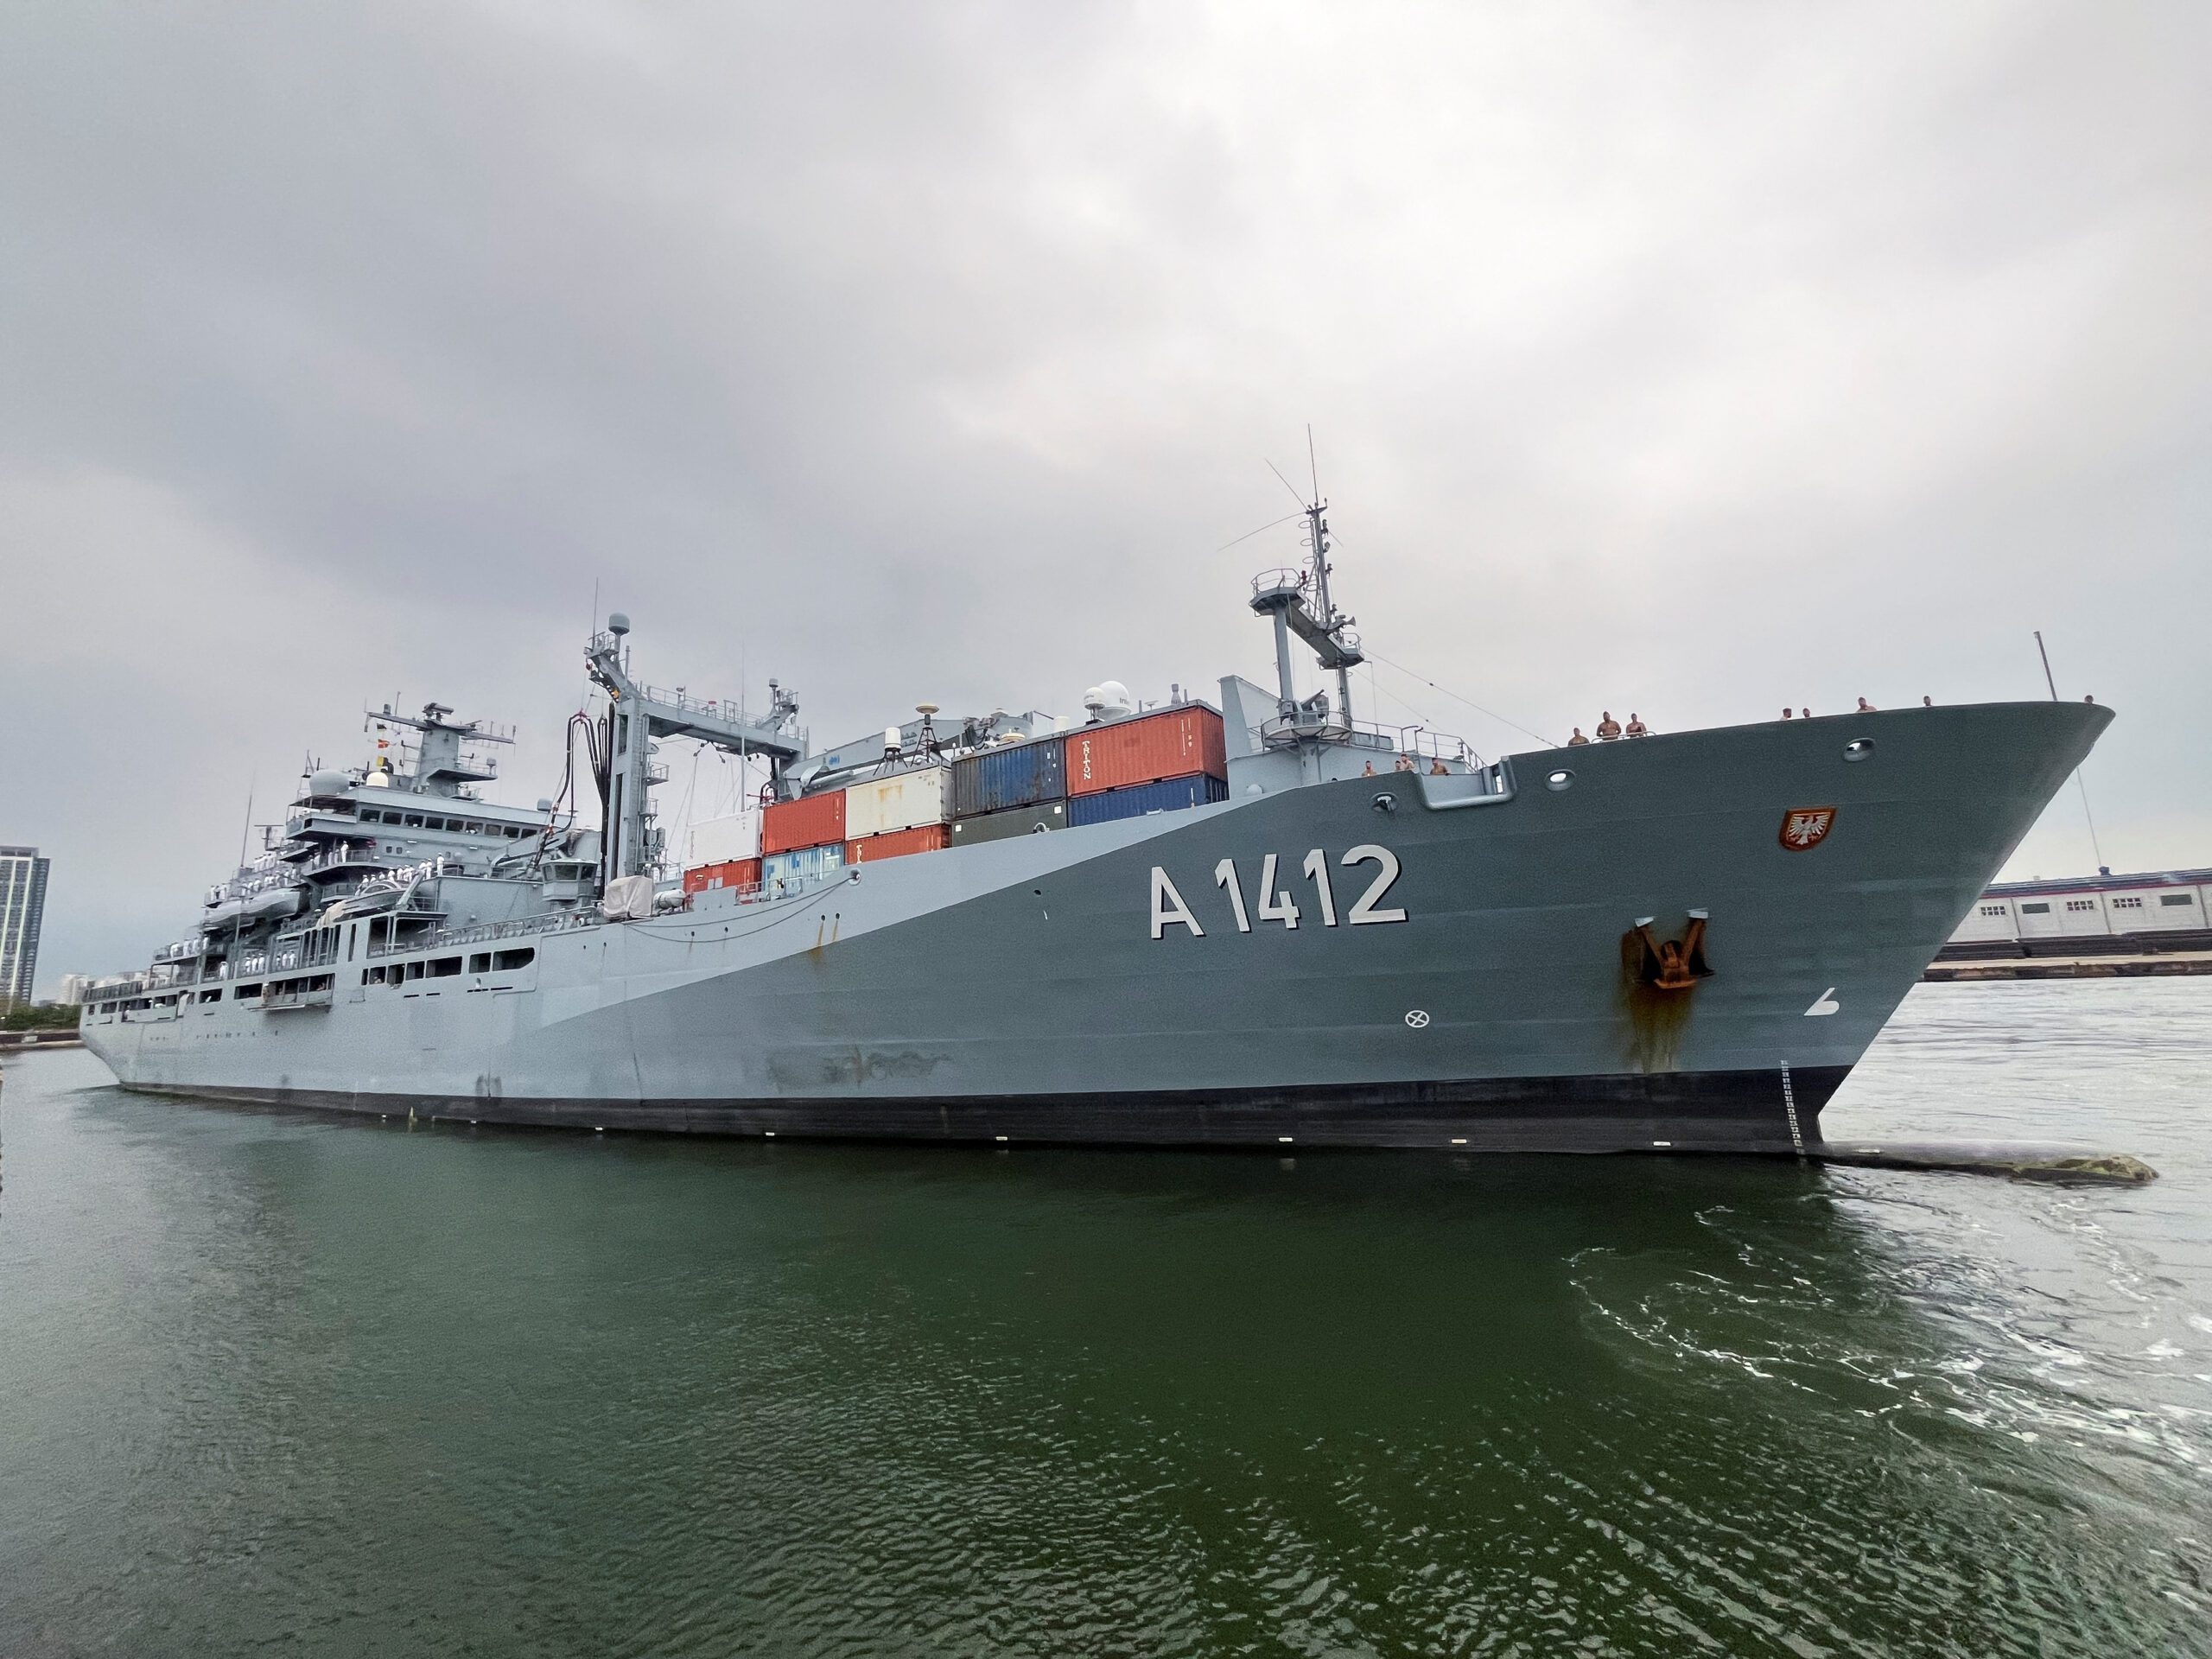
[[3, 2, 2206, 991]]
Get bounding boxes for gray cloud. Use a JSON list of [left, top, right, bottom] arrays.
[[3, 1, 2206, 988]]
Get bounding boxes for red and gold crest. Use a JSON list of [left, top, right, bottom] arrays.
[[1779, 807, 1836, 851]]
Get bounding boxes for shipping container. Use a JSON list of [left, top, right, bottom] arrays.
[[1065, 705, 1226, 796], [843, 765, 950, 839], [1066, 772, 1230, 827], [684, 812, 759, 866], [761, 789, 844, 854], [947, 800, 1067, 844], [843, 823, 950, 864], [949, 735, 1066, 817], [682, 857, 761, 895], [762, 842, 846, 890]]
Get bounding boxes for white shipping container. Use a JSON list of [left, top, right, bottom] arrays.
[[684, 812, 760, 868], [843, 766, 950, 838]]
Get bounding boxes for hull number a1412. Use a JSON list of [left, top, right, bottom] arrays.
[[1150, 846, 1407, 939]]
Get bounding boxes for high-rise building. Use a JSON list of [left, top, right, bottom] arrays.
[[1, 846, 52, 1009], [55, 972, 134, 1007]]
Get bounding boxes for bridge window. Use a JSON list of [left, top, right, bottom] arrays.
[[429, 956, 462, 976], [468, 953, 492, 973], [493, 948, 535, 971]]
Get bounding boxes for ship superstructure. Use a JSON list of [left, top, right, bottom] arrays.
[[82, 506, 2112, 1152]]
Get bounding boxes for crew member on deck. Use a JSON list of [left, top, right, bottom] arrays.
[[1624, 713, 1649, 738], [1857, 697, 1877, 712], [1568, 727, 1590, 746], [1595, 711, 1622, 741]]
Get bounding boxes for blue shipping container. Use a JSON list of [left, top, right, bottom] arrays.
[[1065, 772, 1230, 828], [950, 735, 1067, 817], [762, 842, 846, 890]]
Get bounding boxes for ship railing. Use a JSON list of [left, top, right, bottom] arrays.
[[1371, 721, 1478, 766], [209, 868, 303, 906], [366, 907, 594, 958], [623, 679, 756, 725], [1252, 709, 1478, 767], [357, 864, 853, 957], [690, 867, 855, 908], [298, 845, 393, 879]]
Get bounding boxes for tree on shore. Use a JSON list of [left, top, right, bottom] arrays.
[[2, 1002, 82, 1031]]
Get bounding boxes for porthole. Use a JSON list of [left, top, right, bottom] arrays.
[[1843, 739, 1875, 762], [1546, 769, 1575, 791]]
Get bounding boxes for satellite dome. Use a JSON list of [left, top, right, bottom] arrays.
[[307, 769, 353, 801]]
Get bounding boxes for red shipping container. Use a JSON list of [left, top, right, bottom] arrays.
[[683, 857, 761, 895], [843, 824, 950, 864], [762, 791, 844, 854], [1065, 706, 1227, 796]]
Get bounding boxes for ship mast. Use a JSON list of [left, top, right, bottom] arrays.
[[367, 702, 513, 796], [1303, 496, 1356, 725], [1249, 493, 1364, 743]]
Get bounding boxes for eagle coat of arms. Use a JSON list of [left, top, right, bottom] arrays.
[[1779, 807, 1837, 851]]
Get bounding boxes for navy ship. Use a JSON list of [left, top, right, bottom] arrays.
[[81, 502, 2111, 1150]]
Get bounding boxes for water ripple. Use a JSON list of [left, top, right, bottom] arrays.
[[3, 982, 2209, 1656]]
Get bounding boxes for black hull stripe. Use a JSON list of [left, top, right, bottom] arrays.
[[119, 1065, 1850, 1153]]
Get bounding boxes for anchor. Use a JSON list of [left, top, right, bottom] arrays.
[[1628, 910, 1713, 991]]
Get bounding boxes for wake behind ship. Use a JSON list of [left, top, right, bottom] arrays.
[[82, 503, 2110, 1151]]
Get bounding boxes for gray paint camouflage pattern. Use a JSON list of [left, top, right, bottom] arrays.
[[85, 699, 2110, 1152]]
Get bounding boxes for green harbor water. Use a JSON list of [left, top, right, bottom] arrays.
[[3, 981, 2209, 1656]]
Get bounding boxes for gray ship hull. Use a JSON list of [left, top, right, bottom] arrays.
[[85, 702, 2108, 1151]]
